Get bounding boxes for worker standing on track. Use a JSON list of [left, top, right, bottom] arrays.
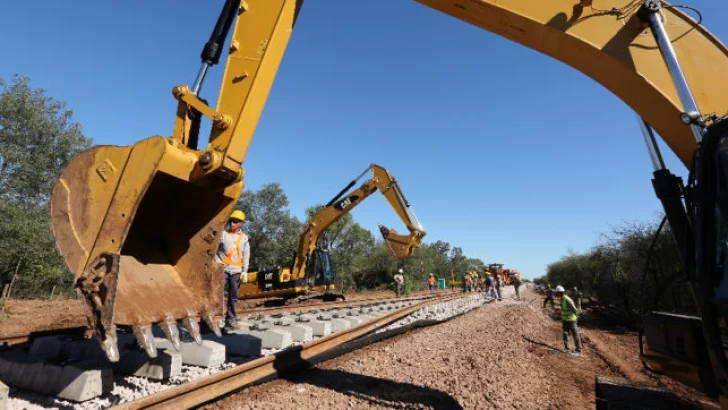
[[216, 209, 250, 331], [572, 286, 583, 310], [394, 268, 405, 297], [512, 274, 522, 300], [543, 284, 555, 309], [427, 273, 436, 293], [556, 285, 583, 354], [494, 274, 503, 301], [485, 272, 496, 299]]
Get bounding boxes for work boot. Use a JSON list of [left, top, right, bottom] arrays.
[[224, 321, 244, 333]]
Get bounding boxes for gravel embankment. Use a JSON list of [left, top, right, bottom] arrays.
[[7, 294, 482, 409], [204, 287, 718, 410]]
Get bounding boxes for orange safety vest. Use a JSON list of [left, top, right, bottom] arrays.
[[428, 277, 435, 286], [222, 232, 246, 267]]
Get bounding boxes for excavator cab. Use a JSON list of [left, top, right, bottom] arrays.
[[307, 248, 335, 289]]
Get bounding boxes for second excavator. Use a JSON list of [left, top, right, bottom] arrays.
[[238, 163, 426, 303]]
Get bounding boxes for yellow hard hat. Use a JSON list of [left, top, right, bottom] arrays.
[[230, 210, 246, 222]]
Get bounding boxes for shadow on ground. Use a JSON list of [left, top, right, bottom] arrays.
[[282, 368, 463, 409], [522, 335, 564, 353]]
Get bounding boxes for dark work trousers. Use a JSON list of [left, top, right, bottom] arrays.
[[225, 271, 241, 326], [543, 296, 555, 308], [562, 320, 582, 352]]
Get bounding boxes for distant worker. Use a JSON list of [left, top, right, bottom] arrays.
[[394, 268, 405, 297], [512, 274, 522, 300], [543, 284, 555, 309], [485, 272, 496, 299], [427, 273, 436, 293], [555, 285, 582, 354], [494, 274, 503, 301], [471, 271, 479, 291], [216, 209, 250, 330], [463, 272, 472, 293], [572, 286, 583, 310]]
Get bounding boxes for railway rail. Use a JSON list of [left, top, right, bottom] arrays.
[[4, 291, 488, 409], [113, 293, 478, 410], [0, 292, 444, 347]]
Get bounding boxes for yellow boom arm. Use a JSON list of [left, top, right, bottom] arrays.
[[292, 163, 426, 280]]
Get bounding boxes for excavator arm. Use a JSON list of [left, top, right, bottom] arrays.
[[291, 163, 426, 281], [50, 0, 300, 361], [50, 1, 728, 387]]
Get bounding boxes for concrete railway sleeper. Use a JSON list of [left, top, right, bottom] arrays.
[[0, 293, 439, 348], [2, 292, 486, 409]]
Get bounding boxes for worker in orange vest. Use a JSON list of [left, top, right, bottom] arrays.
[[427, 273, 436, 293], [216, 209, 250, 330]]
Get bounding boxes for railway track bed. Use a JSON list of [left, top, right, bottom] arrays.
[[3, 292, 487, 409]]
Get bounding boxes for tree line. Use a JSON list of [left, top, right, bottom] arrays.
[[535, 217, 696, 321], [235, 182, 487, 293], [0, 75, 484, 299]]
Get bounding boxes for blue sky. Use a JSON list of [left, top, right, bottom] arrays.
[[2, 1, 725, 279]]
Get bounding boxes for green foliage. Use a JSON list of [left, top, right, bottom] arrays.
[[0, 75, 91, 299], [0, 76, 499, 300], [537, 218, 695, 317], [236, 183, 304, 269], [0, 75, 91, 206]]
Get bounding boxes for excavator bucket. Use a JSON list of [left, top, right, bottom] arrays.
[[378, 224, 423, 258], [51, 135, 242, 361]]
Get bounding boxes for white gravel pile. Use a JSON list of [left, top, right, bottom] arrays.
[[5, 295, 464, 409], [372, 293, 492, 334]]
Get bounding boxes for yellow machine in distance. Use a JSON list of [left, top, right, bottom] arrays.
[[238, 163, 426, 303]]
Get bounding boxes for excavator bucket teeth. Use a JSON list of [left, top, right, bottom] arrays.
[[50, 136, 242, 361], [378, 224, 422, 258]]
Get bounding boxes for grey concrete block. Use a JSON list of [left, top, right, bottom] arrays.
[[28, 336, 68, 360], [356, 315, 375, 323], [0, 380, 7, 410], [273, 323, 312, 342], [206, 333, 262, 357], [114, 349, 181, 380], [57, 361, 113, 402], [0, 353, 111, 402], [341, 316, 363, 326], [330, 319, 351, 332], [153, 338, 225, 368], [258, 328, 292, 349]]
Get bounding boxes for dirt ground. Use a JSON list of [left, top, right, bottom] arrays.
[[203, 287, 719, 410], [0, 288, 433, 337], [0, 299, 87, 336]]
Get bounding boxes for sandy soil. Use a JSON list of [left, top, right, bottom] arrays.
[[0, 299, 87, 336], [0, 289, 440, 337], [202, 287, 718, 410]]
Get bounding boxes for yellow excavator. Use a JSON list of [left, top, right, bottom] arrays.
[[47, 1, 728, 405], [238, 163, 426, 303]]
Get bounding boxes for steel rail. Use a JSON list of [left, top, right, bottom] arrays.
[[112, 293, 471, 410], [0, 292, 451, 347]]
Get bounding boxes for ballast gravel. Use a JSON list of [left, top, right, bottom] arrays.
[[6, 295, 479, 410]]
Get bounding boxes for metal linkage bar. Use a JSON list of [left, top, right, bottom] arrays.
[[638, 0, 706, 141]]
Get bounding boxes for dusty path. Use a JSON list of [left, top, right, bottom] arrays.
[[203, 287, 718, 410]]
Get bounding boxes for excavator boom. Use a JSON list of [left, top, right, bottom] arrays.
[[51, 0, 300, 361], [292, 163, 426, 281]]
